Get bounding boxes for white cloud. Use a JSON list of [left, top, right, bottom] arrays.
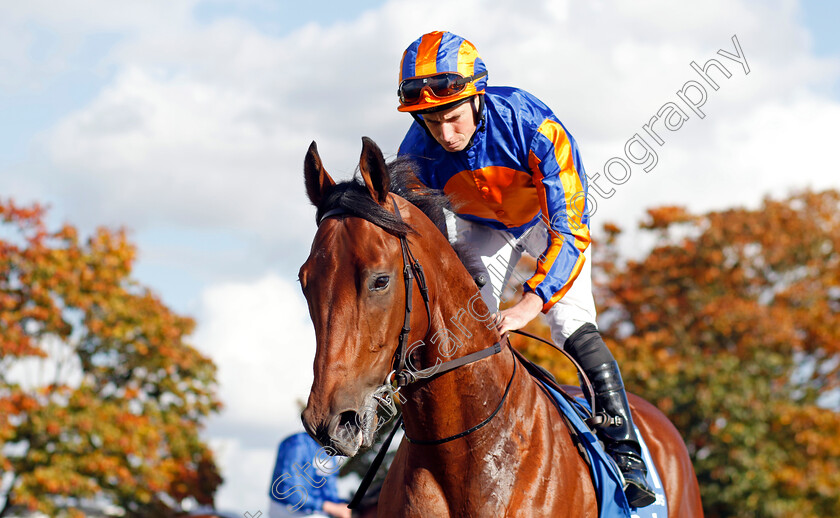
[[715, 93, 840, 204], [0, 0, 197, 90], [581, 91, 840, 234], [208, 437, 276, 512], [194, 273, 315, 430], [47, 66, 314, 234], [28, 0, 839, 250], [194, 273, 324, 511], [4, 337, 83, 391]]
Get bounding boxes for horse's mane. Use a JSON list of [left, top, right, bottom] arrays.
[[315, 156, 486, 280]]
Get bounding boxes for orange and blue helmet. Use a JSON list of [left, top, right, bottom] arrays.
[[398, 31, 488, 113]]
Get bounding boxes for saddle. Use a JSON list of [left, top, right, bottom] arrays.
[[510, 345, 668, 518]]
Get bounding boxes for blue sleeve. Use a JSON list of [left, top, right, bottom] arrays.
[[523, 117, 592, 311], [308, 452, 343, 510], [268, 434, 344, 513]]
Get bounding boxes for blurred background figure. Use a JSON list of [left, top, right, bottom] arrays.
[[268, 432, 351, 518]]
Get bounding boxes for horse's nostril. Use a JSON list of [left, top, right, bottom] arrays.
[[301, 411, 331, 447], [338, 410, 360, 430], [327, 409, 365, 457]]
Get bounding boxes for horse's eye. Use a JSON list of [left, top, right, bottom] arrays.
[[371, 275, 390, 291]]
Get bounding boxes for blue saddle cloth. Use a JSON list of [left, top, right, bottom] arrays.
[[537, 381, 668, 518]]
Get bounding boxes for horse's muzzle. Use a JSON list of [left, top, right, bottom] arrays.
[[301, 406, 374, 457]]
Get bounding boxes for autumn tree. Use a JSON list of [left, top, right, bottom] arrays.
[[0, 200, 222, 517], [587, 189, 840, 517]]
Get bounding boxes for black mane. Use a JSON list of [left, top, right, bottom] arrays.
[[315, 156, 486, 280]]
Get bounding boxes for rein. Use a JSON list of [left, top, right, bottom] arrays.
[[405, 347, 516, 445], [508, 329, 601, 425], [319, 200, 503, 388], [318, 198, 508, 509], [318, 198, 610, 509]]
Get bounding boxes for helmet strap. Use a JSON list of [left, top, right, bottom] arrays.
[[465, 95, 485, 149], [473, 94, 485, 126]]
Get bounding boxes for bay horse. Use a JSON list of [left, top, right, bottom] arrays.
[[299, 137, 703, 517]]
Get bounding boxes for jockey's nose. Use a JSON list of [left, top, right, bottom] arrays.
[[440, 122, 454, 142]]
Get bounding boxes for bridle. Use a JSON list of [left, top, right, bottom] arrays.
[[317, 197, 507, 398], [318, 194, 605, 509], [317, 196, 513, 509]]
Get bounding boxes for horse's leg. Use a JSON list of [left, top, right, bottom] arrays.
[[629, 395, 704, 518]]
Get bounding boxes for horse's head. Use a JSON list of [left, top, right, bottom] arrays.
[[299, 137, 436, 456]]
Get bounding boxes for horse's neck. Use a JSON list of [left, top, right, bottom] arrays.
[[399, 247, 515, 450]]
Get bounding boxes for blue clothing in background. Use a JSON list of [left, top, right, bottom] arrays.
[[269, 432, 343, 515]]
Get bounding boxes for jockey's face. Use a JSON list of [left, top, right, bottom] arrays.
[[421, 98, 478, 153]]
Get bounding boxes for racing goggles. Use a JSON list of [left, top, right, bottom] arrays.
[[398, 70, 487, 105]]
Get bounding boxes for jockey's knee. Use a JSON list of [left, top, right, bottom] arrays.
[[563, 323, 615, 371]]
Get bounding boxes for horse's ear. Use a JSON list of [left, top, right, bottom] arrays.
[[359, 137, 390, 204], [304, 141, 335, 207]]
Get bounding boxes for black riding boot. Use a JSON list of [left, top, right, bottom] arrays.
[[586, 361, 657, 508], [564, 324, 656, 508]]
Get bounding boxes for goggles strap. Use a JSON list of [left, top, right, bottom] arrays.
[[458, 69, 487, 87], [400, 70, 487, 105]]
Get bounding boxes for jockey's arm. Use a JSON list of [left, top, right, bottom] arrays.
[[497, 291, 543, 334], [522, 119, 591, 314]]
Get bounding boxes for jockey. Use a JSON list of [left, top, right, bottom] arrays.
[[396, 31, 656, 508]]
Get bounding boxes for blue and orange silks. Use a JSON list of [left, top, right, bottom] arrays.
[[398, 86, 591, 312]]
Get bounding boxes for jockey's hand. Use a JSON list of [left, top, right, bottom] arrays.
[[323, 501, 352, 518], [497, 292, 543, 335]]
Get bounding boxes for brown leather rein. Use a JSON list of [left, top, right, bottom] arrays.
[[317, 198, 601, 509], [316, 199, 505, 395], [317, 199, 510, 508]]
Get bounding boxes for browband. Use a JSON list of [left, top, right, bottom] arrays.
[[317, 207, 348, 226]]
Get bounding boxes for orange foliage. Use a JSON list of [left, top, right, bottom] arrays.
[[0, 199, 222, 517], [595, 189, 840, 517]]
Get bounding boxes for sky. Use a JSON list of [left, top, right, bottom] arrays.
[[2, 0, 840, 513]]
